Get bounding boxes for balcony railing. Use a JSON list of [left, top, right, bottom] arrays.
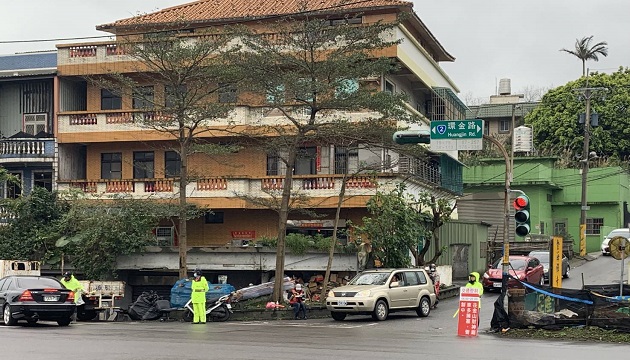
[[0, 138, 55, 163]]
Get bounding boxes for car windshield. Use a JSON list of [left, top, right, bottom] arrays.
[[16, 277, 63, 289], [608, 230, 630, 239], [493, 259, 528, 271], [349, 272, 390, 285], [530, 252, 549, 262]]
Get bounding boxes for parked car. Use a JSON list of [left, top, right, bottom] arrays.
[[528, 250, 570, 282], [0, 275, 76, 326], [325, 268, 436, 321], [601, 228, 630, 256], [481, 255, 545, 291]]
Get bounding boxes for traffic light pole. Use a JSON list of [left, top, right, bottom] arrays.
[[482, 135, 512, 318]]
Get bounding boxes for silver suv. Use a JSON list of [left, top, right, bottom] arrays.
[[326, 268, 436, 321], [601, 228, 630, 256]]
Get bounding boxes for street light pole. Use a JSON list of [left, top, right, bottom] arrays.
[[579, 89, 591, 257]]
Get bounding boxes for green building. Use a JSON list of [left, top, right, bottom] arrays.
[[459, 157, 630, 254]]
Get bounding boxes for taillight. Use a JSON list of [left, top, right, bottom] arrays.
[[66, 291, 75, 303], [44, 288, 58, 292], [19, 290, 34, 301]]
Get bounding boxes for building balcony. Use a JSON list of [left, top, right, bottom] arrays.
[[55, 174, 429, 204], [0, 138, 55, 164]]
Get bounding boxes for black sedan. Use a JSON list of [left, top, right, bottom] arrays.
[[0, 275, 76, 326], [528, 251, 570, 282]]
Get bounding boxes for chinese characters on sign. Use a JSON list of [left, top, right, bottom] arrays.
[[457, 287, 480, 337], [430, 119, 484, 151]]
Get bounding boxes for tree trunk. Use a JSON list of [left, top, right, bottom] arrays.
[[178, 137, 188, 279], [321, 173, 347, 302], [272, 145, 298, 303]]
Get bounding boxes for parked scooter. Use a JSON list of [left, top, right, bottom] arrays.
[[425, 264, 440, 308], [182, 292, 234, 322]]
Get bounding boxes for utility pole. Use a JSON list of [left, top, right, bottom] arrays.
[[575, 72, 607, 257]]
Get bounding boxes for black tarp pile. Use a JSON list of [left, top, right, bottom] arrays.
[[128, 291, 167, 321], [493, 279, 630, 332]]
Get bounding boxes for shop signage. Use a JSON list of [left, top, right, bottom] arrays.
[[230, 230, 256, 239], [457, 287, 480, 337]]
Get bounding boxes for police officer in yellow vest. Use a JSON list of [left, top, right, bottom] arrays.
[[191, 271, 209, 324], [60, 272, 84, 305]]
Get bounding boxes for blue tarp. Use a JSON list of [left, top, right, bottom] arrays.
[[170, 279, 235, 308]]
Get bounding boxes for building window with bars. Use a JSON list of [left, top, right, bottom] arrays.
[[586, 218, 604, 235], [101, 153, 122, 179], [266, 152, 280, 176], [334, 146, 358, 174], [499, 120, 510, 133], [23, 114, 47, 135], [155, 227, 174, 246]]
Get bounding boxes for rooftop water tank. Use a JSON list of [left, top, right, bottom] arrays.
[[498, 78, 511, 95]]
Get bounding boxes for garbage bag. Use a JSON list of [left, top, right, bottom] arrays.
[[128, 291, 162, 321]]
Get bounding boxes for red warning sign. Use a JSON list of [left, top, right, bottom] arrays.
[[457, 287, 480, 337]]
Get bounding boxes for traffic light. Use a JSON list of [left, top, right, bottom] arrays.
[[513, 194, 531, 237], [393, 130, 430, 145]]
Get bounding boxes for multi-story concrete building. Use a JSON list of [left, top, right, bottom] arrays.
[[0, 51, 57, 204], [53, 0, 465, 291]]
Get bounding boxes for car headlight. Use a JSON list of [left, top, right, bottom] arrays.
[[543, 268, 548, 273], [355, 290, 371, 297], [328, 290, 335, 297]]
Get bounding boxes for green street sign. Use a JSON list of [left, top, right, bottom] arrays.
[[430, 120, 483, 140]]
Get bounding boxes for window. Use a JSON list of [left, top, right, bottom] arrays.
[[164, 151, 181, 178], [294, 147, 317, 175], [218, 83, 237, 103], [499, 120, 510, 133], [335, 79, 359, 99], [165, 85, 187, 108], [483, 122, 490, 135], [404, 271, 420, 286], [415, 271, 428, 285], [101, 89, 122, 110], [23, 114, 47, 135], [334, 146, 358, 174], [553, 221, 567, 235], [33, 171, 52, 191], [133, 151, 154, 179], [266, 152, 280, 176], [384, 80, 395, 94], [132, 86, 154, 109], [586, 218, 604, 235], [329, 17, 362, 26], [539, 221, 545, 234], [101, 153, 122, 179], [266, 84, 285, 104], [155, 227, 174, 246], [205, 211, 224, 224], [6, 173, 22, 199]]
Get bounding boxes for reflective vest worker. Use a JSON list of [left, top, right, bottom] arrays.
[[465, 271, 483, 309], [60, 272, 83, 305], [190, 271, 209, 324]]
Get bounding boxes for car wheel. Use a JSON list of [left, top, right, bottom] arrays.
[[372, 300, 388, 321], [416, 297, 431, 317], [563, 266, 570, 279], [182, 309, 193, 322], [57, 317, 72, 326], [3, 304, 17, 326], [330, 312, 346, 321], [77, 310, 98, 321]]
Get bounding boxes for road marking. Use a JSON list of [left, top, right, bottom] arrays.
[[226, 321, 378, 329]]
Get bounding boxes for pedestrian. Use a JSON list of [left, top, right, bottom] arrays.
[[190, 271, 209, 324], [465, 271, 483, 326], [60, 271, 84, 305], [289, 283, 307, 320]]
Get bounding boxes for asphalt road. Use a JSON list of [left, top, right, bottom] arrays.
[[1, 254, 627, 359]]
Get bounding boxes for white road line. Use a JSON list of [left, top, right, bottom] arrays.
[[225, 321, 378, 329]]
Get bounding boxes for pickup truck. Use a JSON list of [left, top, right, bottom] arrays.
[[77, 280, 125, 321]]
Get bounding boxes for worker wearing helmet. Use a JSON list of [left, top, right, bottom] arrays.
[[60, 272, 84, 305], [190, 271, 209, 324]]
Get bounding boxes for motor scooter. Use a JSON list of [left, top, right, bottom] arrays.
[[425, 265, 440, 308], [182, 293, 233, 322]]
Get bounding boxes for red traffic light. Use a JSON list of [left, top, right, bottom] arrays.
[[513, 195, 529, 210]]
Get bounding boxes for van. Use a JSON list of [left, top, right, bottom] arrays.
[[601, 228, 630, 255]]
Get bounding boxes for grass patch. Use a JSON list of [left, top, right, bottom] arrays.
[[500, 326, 630, 343]]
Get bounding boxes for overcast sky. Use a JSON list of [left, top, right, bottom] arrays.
[[1, 0, 628, 102]]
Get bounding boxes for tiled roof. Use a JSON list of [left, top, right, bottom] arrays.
[[97, 0, 412, 31], [0, 51, 57, 71], [466, 102, 539, 119]]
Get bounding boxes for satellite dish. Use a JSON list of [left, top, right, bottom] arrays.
[[609, 236, 630, 260]]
